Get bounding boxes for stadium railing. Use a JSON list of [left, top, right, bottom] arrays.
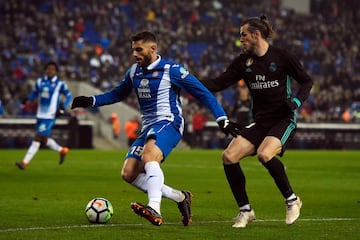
[[186, 121, 360, 150], [0, 118, 93, 149]]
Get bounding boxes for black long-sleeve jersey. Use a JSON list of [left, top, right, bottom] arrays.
[[202, 45, 313, 123]]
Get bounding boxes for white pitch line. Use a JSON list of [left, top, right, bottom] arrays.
[[1, 218, 359, 233]]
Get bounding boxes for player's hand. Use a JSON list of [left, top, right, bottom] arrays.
[[56, 104, 66, 117], [71, 96, 93, 109], [22, 98, 29, 105], [285, 97, 301, 110], [217, 119, 241, 137]]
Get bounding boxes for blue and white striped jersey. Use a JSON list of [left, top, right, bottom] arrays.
[[28, 75, 72, 119], [94, 56, 227, 131]]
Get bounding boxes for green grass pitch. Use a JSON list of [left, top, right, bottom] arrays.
[[0, 149, 359, 240]]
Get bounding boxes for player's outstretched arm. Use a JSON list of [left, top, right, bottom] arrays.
[[71, 96, 94, 109]]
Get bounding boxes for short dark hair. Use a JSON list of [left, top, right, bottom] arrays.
[[242, 15, 274, 39], [131, 31, 157, 43], [44, 61, 59, 71]]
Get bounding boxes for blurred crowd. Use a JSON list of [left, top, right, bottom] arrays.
[[1, 0, 359, 123]]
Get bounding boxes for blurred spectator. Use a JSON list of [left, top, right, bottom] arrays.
[[18, 98, 37, 116], [0, 0, 359, 125], [109, 113, 121, 139], [342, 108, 351, 123], [124, 116, 141, 147], [100, 50, 115, 65], [0, 99, 4, 117], [350, 101, 360, 123], [232, 83, 252, 127], [192, 107, 208, 148]]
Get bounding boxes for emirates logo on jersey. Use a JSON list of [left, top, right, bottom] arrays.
[[249, 75, 279, 89]]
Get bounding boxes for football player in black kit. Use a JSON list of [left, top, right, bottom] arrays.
[[201, 15, 313, 228]]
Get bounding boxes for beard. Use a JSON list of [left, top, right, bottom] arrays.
[[242, 40, 256, 55], [138, 54, 152, 67], [242, 44, 255, 55]]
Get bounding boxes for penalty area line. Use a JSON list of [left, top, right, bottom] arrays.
[[1, 218, 359, 233]]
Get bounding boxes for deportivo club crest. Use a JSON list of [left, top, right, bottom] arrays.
[[246, 58, 253, 67]]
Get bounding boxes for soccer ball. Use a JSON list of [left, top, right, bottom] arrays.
[[85, 197, 114, 224]]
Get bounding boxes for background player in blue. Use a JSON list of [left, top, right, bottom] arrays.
[[0, 99, 4, 117], [71, 31, 239, 226], [201, 16, 313, 228], [16, 62, 73, 170]]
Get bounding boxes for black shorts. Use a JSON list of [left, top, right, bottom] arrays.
[[240, 117, 296, 156]]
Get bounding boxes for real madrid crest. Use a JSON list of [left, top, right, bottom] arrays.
[[246, 58, 253, 67]]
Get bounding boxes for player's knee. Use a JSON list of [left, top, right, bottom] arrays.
[[34, 135, 47, 145], [222, 149, 238, 164], [121, 170, 135, 183], [257, 150, 272, 164]]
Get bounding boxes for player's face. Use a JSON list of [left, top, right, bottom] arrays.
[[132, 40, 156, 67], [239, 24, 257, 54], [45, 64, 57, 78]]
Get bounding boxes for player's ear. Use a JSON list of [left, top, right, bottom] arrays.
[[253, 29, 262, 39], [150, 44, 157, 53], [250, 30, 260, 38]]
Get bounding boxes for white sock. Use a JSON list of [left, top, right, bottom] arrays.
[[161, 185, 184, 202], [240, 204, 251, 211], [132, 173, 184, 202], [131, 173, 148, 192], [144, 161, 164, 214], [23, 141, 41, 164], [286, 194, 297, 201], [46, 138, 61, 151]]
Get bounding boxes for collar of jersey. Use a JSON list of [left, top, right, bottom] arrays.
[[45, 75, 58, 82], [146, 55, 161, 71]]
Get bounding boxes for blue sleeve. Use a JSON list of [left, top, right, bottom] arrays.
[[170, 64, 227, 121], [94, 70, 133, 107], [61, 81, 73, 108]]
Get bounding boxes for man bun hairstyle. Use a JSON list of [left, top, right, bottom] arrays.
[[242, 15, 274, 39]]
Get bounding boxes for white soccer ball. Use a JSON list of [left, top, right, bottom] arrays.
[[85, 197, 114, 224]]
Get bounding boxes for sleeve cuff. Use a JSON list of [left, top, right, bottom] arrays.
[[292, 97, 301, 107], [216, 116, 228, 122]]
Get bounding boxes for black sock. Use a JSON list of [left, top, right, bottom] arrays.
[[262, 157, 293, 198], [223, 163, 249, 208]]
